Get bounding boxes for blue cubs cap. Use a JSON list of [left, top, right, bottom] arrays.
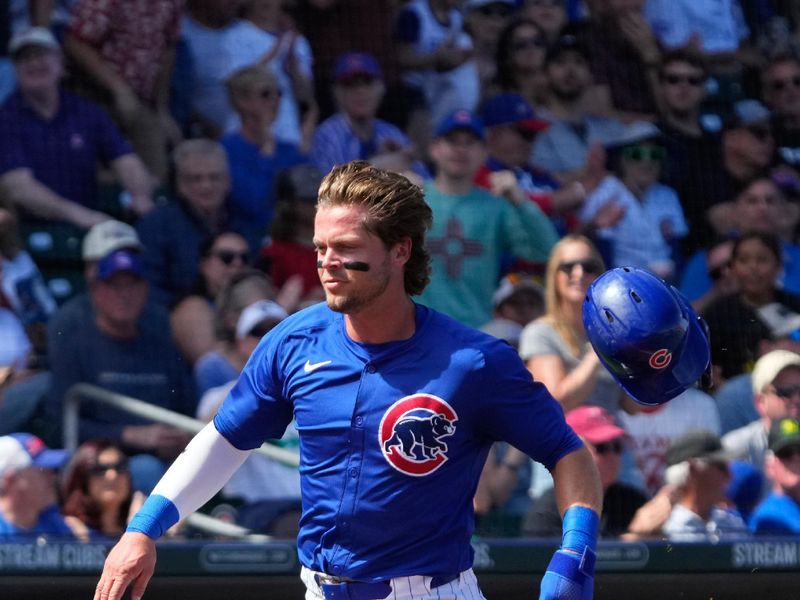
[[481, 93, 549, 133], [582, 267, 711, 406], [96, 249, 144, 281], [434, 109, 485, 140], [334, 52, 382, 83], [0, 433, 70, 477]]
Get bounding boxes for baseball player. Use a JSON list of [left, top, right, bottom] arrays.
[[97, 161, 607, 600]]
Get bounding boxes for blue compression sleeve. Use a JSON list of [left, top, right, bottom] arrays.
[[126, 494, 180, 539], [562, 505, 600, 553]]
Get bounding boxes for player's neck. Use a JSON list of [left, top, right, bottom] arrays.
[[345, 293, 416, 344]]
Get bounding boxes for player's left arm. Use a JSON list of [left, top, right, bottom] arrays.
[[540, 445, 603, 600]]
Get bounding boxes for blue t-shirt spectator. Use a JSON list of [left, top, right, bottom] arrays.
[[220, 132, 307, 248]]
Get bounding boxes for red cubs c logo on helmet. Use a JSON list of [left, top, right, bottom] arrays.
[[649, 348, 672, 369], [379, 394, 458, 476]]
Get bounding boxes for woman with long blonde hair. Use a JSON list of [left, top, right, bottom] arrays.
[[519, 234, 623, 413]]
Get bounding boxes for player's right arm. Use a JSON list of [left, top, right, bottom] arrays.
[[94, 422, 252, 600]]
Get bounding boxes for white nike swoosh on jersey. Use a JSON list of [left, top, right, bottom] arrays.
[[303, 359, 332, 373]]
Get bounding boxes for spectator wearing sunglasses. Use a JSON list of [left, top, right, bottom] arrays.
[[522, 405, 647, 538], [475, 92, 590, 236], [722, 351, 800, 496], [170, 231, 252, 365], [578, 121, 688, 281], [750, 417, 800, 534], [655, 49, 730, 256], [222, 66, 308, 251], [493, 18, 550, 110], [520, 235, 626, 415], [464, 0, 517, 105], [61, 439, 145, 540], [762, 53, 800, 176]]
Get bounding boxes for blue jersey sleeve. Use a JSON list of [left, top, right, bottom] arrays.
[[214, 322, 295, 450], [473, 338, 582, 471]]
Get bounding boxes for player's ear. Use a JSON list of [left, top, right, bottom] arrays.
[[392, 238, 412, 265]]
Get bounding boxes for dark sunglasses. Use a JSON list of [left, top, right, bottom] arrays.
[[768, 75, 800, 93], [478, 3, 513, 17], [557, 258, 603, 275], [594, 440, 623, 455], [213, 251, 249, 266], [776, 446, 800, 461], [88, 459, 129, 477], [661, 73, 704, 87], [512, 37, 548, 52], [746, 125, 772, 141], [260, 88, 281, 100], [622, 144, 666, 162], [771, 384, 800, 401]]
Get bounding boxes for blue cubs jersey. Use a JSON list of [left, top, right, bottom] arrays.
[[214, 302, 581, 581]]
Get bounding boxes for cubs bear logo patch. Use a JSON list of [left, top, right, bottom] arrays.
[[379, 394, 458, 476]]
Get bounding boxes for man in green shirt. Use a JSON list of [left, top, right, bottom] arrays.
[[418, 110, 558, 328]]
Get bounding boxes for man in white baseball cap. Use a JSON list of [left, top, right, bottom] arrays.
[[0, 432, 76, 536], [722, 350, 800, 489]]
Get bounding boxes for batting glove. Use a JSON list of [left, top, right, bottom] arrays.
[[539, 505, 599, 600]]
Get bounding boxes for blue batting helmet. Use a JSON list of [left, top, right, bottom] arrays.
[[582, 267, 711, 406]]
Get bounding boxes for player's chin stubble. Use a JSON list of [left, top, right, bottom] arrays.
[[325, 264, 391, 314]]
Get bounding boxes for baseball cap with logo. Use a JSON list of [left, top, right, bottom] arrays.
[[83, 220, 143, 261], [769, 417, 800, 453], [566, 406, 626, 445], [0, 433, 70, 478], [751, 350, 800, 395], [95, 249, 144, 281], [481, 93, 550, 133], [666, 429, 733, 466], [435, 110, 485, 141], [334, 52, 382, 83], [8, 27, 59, 58], [235, 300, 289, 340]]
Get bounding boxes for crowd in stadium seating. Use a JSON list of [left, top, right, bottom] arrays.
[[2, 0, 800, 542]]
